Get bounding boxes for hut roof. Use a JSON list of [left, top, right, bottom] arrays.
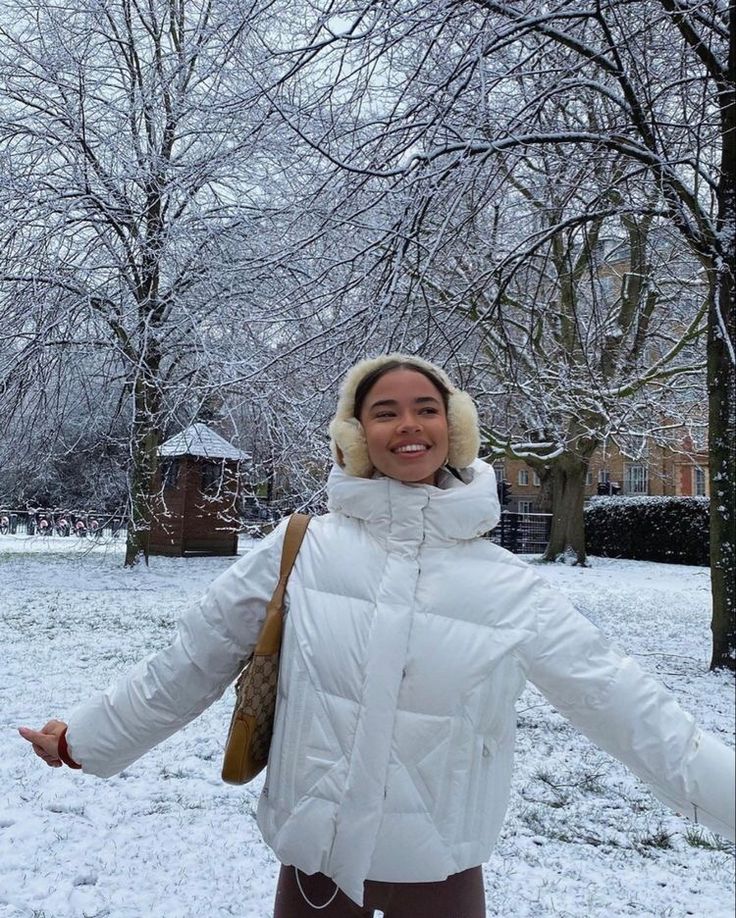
[[159, 423, 249, 461]]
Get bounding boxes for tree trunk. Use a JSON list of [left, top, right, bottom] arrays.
[[536, 467, 553, 513], [709, 22, 736, 671], [542, 456, 590, 565], [124, 367, 162, 568], [708, 277, 736, 671]]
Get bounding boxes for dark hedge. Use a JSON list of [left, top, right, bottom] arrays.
[[584, 496, 709, 566]]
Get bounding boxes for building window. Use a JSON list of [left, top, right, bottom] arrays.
[[518, 500, 534, 515], [625, 464, 649, 495], [201, 460, 224, 495], [585, 471, 593, 486], [161, 459, 179, 491], [693, 467, 706, 497], [598, 469, 610, 483], [532, 471, 541, 486], [518, 469, 529, 486]]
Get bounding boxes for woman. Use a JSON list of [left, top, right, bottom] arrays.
[[20, 354, 735, 918]]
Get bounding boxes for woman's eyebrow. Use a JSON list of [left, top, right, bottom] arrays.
[[368, 396, 441, 410]]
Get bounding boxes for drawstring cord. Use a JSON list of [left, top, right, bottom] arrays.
[[295, 867, 340, 910]]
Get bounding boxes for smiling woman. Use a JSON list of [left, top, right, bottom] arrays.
[[18, 352, 736, 918], [328, 354, 481, 483], [358, 369, 450, 486]]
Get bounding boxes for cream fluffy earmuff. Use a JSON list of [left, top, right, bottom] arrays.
[[328, 353, 481, 478]]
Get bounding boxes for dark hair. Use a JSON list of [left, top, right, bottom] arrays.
[[353, 360, 451, 419]]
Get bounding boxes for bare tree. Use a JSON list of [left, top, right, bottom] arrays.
[[408, 144, 709, 564], [0, 0, 288, 565], [267, 0, 734, 668], [462, 0, 735, 668]]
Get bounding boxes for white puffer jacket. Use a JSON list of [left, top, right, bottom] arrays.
[[66, 461, 735, 907]]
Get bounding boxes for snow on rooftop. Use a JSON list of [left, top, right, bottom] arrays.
[[158, 423, 249, 461]]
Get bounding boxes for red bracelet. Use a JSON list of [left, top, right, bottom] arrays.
[[58, 728, 82, 769]]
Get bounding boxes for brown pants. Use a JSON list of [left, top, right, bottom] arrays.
[[273, 865, 485, 918]]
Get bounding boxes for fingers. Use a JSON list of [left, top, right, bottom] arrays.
[[19, 725, 56, 750], [18, 725, 40, 742], [35, 746, 63, 767], [18, 721, 68, 769], [19, 720, 67, 744], [40, 719, 67, 736], [21, 736, 63, 767]]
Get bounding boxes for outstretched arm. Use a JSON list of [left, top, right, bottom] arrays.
[[18, 520, 289, 778], [526, 580, 735, 841]]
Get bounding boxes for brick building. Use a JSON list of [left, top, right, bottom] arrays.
[[494, 436, 708, 514]]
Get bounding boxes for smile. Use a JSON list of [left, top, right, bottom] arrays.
[[393, 444, 430, 454]]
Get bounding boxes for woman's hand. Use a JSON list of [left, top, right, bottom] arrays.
[[18, 720, 68, 768]]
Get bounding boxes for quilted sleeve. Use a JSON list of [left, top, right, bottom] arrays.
[[65, 520, 289, 777], [525, 580, 735, 842]]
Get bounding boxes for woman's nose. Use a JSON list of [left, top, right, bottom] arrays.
[[397, 413, 422, 431]]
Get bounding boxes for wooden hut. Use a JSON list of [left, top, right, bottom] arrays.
[[149, 423, 249, 557]]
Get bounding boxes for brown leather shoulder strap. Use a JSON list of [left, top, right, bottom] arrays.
[[269, 513, 310, 611], [254, 514, 311, 655], [279, 512, 310, 580]]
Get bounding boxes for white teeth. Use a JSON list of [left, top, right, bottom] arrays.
[[395, 444, 427, 453]]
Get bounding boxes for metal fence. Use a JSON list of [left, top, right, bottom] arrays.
[[1, 507, 551, 553], [239, 505, 553, 554], [0, 509, 127, 539], [489, 511, 552, 554]]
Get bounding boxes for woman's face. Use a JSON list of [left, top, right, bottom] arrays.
[[358, 368, 449, 486]]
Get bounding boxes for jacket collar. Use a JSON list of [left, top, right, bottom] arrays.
[[326, 459, 500, 544]]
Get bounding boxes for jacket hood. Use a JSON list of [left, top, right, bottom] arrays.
[[327, 458, 501, 542]]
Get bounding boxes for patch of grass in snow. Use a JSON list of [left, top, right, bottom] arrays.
[[47, 802, 86, 817], [532, 770, 572, 807], [520, 806, 610, 847], [634, 827, 673, 851], [161, 765, 196, 780], [534, 766, 608, 799], [684, 827, 735, 853]]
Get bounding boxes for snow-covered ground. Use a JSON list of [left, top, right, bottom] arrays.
[[1, 534, 734, 917]]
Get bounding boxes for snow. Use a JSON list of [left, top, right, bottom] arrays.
[[1, 536, 734, 917], [159, 423, 249, 461], [588, 495, 709, 507]]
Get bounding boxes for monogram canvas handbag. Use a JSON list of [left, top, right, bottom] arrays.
[[221, 512, 311, 785]]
